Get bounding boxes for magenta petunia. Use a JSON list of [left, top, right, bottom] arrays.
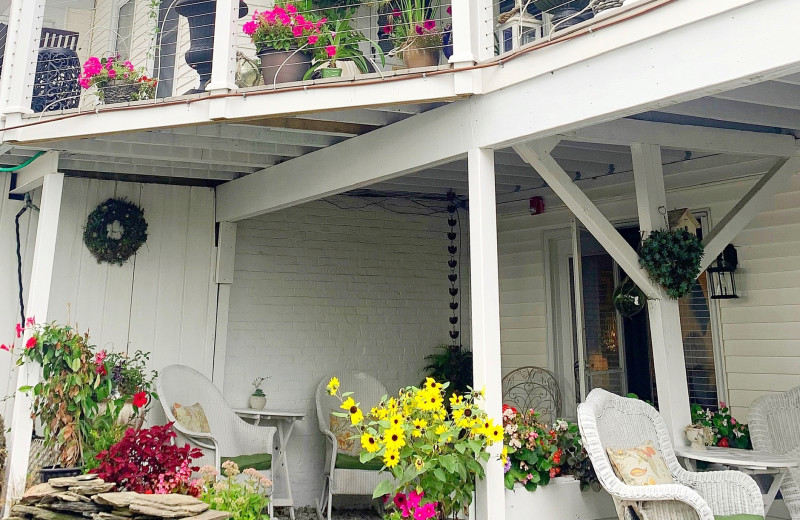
[[423, 19, 436, 30]]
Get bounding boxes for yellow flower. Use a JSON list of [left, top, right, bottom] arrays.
[[326, 377, 340, 395], [361, 432, 380, 453], [414, 457, 424, 471], [341, 397, 363, 425], [435, 424, 448, 436], [341, 396, 356, 411], [412, 418, 427, 438], [389, 414, 405, 428], [501, 446, 509, 465], [384, 426, 406, 451], [383, 449, 400, 468], [371, 406, 388, 420], [417, 387, 444, 412], [351, 408, 364, 425], [449, 393, 463, 406], [486, 423, 503, 444]]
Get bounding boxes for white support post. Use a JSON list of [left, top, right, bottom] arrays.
[[448, 0, 495, 66], [467, 147, 504, 520], [514, 141, 664, 300], [2, 173, 64, 515], [212, 221, 237, 390], [0, 0, 46, 121], [700, 156, 800, 272], [205, 0, 239, 93], [631, 143, 691, 443]]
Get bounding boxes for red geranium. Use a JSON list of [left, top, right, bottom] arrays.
[[25, 337, 37, 349], [132, 391, 148, 408]]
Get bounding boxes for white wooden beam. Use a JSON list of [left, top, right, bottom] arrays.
[[467, 148, 504, 519], [2, 173, 64, 514], [212, 222, 236, 391], [514, 141, 664, 299], [9, 150, 60, 195], [655, 98, 800, 133], [567, 119, 798, 157], [206, 0, 239, 93], [700, 156, 800, 271], [631, 143, 691, 443]]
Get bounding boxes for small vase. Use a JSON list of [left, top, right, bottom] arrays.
[[401, 39, 440, 69], [258, 47, 311, 86], [321, 67, 343, 78], [249, 394, 267, 410], [685, 427, 708, 449]]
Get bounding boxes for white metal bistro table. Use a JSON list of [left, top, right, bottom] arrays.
[[675, 445, 800, 513], [234, 408, 306, 520]]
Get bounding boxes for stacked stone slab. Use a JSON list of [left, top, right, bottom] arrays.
[[10, 475, 230, 520]]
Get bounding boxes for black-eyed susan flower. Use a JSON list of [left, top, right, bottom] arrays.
[[361, 432, 380, 453], [326, 377, 340, 395], [384, 425, 406, 451], [384, 449, 400, 468], [414, 457, 424, 471]]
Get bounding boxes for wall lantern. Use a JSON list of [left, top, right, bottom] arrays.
[[496, 4, 543, 54], [707, 244, 739, 299]]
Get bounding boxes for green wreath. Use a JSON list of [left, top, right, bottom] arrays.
[[83, 198, 148, 265], [638, 229, 704, 299]]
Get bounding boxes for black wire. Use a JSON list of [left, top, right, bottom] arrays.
[[15, 206, 27, 324]]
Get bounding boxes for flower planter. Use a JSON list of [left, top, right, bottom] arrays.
[[249, 394, 267, 409], [321, 67, 343, 78], [258, 47, 311, 86], [100, 82, 141, 104], [39, 466, 83, 483], [402, 40, 440, 69], [505, 477, 617, 520]]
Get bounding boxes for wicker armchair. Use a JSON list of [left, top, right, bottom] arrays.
[[316, 372, 393, 520], [157, 365, 275, 516], [749, 386, 800, 519], [578, 389, 764, 520]]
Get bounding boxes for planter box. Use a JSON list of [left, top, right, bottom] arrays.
[[505, 477, 617, 520]]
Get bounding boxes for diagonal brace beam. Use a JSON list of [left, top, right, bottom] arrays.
[[514, 140, 664, 300], [700, 156, 800, 272]]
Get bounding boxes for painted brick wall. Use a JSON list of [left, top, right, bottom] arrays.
[[223, 197, 470, 508]]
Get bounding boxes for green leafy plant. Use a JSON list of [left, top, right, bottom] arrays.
[[251, 377, 268, 397], [196, 462, 272, 520], [304, 18, 384, 78], [691, 404, 751, 449], [326, 377, 500, 518], [375, 0, 444, 58], [422, 344, 472, 407], [638, 229, 704, 299], [502, 406, 599, 492], [106, 350, 158, 398]]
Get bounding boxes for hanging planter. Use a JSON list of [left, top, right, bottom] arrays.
[[612, 277, 646, 317], [638, 229, 704, 299], [83, 198, 148, 266]]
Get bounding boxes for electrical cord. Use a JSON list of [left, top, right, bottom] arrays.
[[15, 194, 39, 324]]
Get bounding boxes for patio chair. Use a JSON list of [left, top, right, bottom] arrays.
[[750, 386, 800, 520], [578, 389, 764, 520], [157, 365, 275, 516], [501, 366, 562, 423], [316, 372, 392, 520]]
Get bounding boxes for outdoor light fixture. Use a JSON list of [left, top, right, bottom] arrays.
[[496, 7, 543, 54], [707, 244, 739, 299]]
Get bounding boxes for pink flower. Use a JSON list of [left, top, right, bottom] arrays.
[[325, 45, 336, 58], [286, 3, 297, 14], [392, 8, 401, 17], [423, 19, 436, 31], [124, 60, 134, 71], [447, 5, 452, 14], [15, 323, 23, 338], [1, 344, 9, 352], [278, 13, 290, 25], [383, 23, 393, 34], [108, 68, 117, 79], [96, 364, 107, 376], [79, 76, 91, 89], [407, 490, 423, 509], [307, 34, 319, 45], [25, 337, 37, 349], [415, 24, 423, 35], [393, 493, 410, 518], [292, 25, 303, 37], [83, 56, 102, 76], [26, 316, 35, 326], [243, 20, 258, 35], [416, 503, 437, 520], [95, 349, 107, 364]]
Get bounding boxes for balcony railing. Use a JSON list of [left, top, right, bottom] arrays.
[[0, 0, 625, 116]]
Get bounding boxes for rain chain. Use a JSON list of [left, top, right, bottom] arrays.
[[446, 190, 460, 345]]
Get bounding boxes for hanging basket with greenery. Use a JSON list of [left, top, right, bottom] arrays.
[[638, 229, 704, 299], [83, 198, 148, 266], [612, 277, 646, 317]]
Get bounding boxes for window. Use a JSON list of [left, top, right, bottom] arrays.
[[115, 0, 136, 58]]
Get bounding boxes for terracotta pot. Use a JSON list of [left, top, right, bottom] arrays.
[[402, 40, 440, 69], [258, 47, 311, 86]]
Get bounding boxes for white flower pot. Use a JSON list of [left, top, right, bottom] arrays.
[[249, 395, 266, 410], [505, 477, 617, 520]]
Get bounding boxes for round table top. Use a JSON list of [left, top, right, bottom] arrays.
[[675, 446, 800, 469]]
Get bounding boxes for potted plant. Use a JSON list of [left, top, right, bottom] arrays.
[[327, 376, 501, 518], [377, 0, 444, 69], [249, 376, 269, 409], [690, 403, 751, 449], [98, 349, 158, 427], [197, 462, 272, 519], [305, 18, 384, 79], [243, 2, 325, 85], [638, 228, 704, 299], [78, 55, 157, 103]]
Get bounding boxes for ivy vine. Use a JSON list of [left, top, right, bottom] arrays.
[[638, 229, 704, 299]]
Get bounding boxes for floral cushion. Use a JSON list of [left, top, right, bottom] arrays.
[[330, 414, 361, 457], [172, 402, 211, 433], [606, 441, 674, 486]]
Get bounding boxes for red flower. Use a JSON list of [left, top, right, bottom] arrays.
[[383, 23, 393, 34], [133, 391, 148, 408], [718, 437, 729, 447], [1, 344, 9, 352], [25, 337, 37, 349], [549, 467, 561, 478], [16, 323, 23, 338], [96, 364, 107, 376]]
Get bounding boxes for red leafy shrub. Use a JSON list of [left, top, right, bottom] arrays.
[[91, 423, 203, 495]]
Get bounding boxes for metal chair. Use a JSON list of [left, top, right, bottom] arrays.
[[750, 386, 800, 520], [501, 366, 562, 423], [578, 388, 764, 520]]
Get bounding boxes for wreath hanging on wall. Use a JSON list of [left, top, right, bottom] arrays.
[[83, 198, 148, 266], [638, 228, 704, 299]]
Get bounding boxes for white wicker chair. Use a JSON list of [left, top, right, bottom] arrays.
[[749, 386, 800, 520], [316, 372, 392, 520], [578, 389, 764, 520], [157, 365, 276, 516]]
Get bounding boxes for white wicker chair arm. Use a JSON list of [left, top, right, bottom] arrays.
[[322, 429, 339, 473], [606, 481, 714, 520], [677, 469, 765, 518]]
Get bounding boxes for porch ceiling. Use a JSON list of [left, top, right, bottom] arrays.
[[3, 73, 800, 195]]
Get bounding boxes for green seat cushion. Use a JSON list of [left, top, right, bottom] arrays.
[[221, 453, 272, 471], [714, 515, 763, 520], [335, 453, 383, 471]]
